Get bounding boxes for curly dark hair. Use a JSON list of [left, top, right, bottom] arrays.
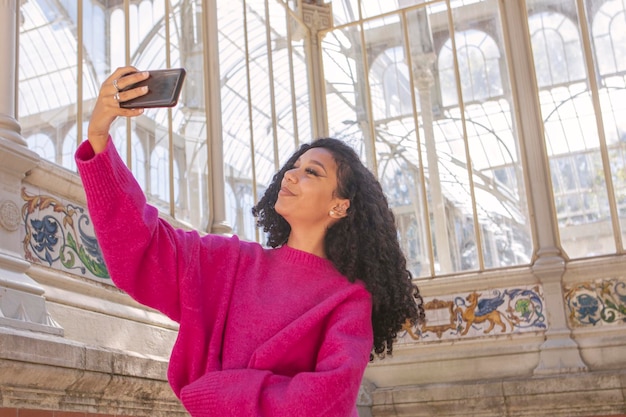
[[252, 137, 425, 359]]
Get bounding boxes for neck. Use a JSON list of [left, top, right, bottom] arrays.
[[286, 229, 327, 258]]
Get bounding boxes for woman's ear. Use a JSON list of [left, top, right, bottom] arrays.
[[331, 200, 350, 218]]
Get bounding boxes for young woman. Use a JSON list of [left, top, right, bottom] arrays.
[[76, 67, 424, 417]]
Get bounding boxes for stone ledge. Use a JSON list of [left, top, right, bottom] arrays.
[[28, 264, 178, 331], [371, 369, 626, 417], [0, 327, 186, 416], [365, 332, 545, 388]]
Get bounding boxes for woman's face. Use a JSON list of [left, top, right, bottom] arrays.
[[275, 147, 349, 229]]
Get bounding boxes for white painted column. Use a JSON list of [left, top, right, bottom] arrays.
[[413, 54, 453, 274], [0, 0, 22, 146], [0, 0, 63, 335], [297, 1, 333, 139], [501, 0, 585, 374], [202, 0, 231, 235]]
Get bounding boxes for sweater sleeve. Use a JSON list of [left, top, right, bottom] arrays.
[[75, 138, 224, 322], [178, 289, 373, 417]]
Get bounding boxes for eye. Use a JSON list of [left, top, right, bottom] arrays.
[[305, 167, 320, 176]]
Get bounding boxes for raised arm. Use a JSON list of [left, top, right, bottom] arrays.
[[76, 68, 196, 321]]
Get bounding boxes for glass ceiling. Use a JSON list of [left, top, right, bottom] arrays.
[[19, 1, 98, 118], [18, 0, 517, 190]]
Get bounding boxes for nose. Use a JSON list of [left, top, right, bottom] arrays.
[[284, 168, 297, 183]]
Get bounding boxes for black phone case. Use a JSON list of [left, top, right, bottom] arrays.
[[120, 68, 186, 108]]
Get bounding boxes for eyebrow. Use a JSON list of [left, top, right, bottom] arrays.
[[295, 157, 328, 175], [310, 159, 328, 175]]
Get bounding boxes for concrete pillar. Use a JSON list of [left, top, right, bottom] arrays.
[[0, 0, 63, 336], [295, 0, 333, 139], [501, 0, 585, 374], [203, 0, 231, 235], [413, 53, 453, 274]]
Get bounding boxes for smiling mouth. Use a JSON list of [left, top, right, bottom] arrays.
[[279, 186, 295, 196]]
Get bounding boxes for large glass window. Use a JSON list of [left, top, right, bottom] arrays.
[[20, 0, 209, 228], [18, 0, 625, 277], [216, 0, 313, 240], [528, 0, 626, 258], [322, 0, 532, 276]]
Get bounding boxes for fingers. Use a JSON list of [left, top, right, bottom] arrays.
[[113, 84, 149, 104], [107, 66, 140, 83], [112, 70, 150, 92], [108, 69, 150, 107], [104, 66, 138, 95], [99, 67, 149, 109]]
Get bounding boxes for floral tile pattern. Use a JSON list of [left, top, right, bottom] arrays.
[[399, 286, 546, 342], [21, 187, 110, 280], [565, 278, 626, 326]]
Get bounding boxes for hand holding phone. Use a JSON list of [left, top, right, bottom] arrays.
[[119, 68, 186, 108]]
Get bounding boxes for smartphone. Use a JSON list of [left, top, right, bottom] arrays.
[[119, 68, 186, 108]]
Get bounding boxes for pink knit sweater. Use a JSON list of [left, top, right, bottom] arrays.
[[75, 138, 373, 417]]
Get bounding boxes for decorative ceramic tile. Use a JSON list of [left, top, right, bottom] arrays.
[[565, 278, 626, 327], [21, 187, 110, 281], [399, 286, 546, 342]]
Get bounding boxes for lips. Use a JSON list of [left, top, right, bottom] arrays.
[[279, 185, 295, 196]]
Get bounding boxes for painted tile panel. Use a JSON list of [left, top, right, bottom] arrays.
[[399, 286, 547, 342], [21, 186, 110, 281], [565, 278, 626, 327]]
